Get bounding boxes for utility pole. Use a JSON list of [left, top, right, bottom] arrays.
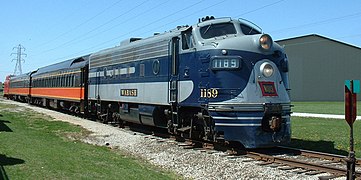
[[10, 44, 27, 75]]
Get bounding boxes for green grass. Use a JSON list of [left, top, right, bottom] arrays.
[[2, 99, 360, 179], [291, 101, 361, 157], [0, 103, 178, 179], [292, 101, 361, 115], [288, 116, 361, 158]]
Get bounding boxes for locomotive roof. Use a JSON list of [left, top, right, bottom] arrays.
[[91, 25, 190, 58], [32, 55, 90, 76], [91, 17, 262, 59]]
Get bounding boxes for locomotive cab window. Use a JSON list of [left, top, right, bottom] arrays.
[[200, 22, 236, 39], [181, 28, 194, 50], [240, 24, 261, 35]]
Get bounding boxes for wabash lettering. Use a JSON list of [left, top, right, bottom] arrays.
[[120, 89, 137, 97]]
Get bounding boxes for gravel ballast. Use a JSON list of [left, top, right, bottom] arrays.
[[1, 99, 339, 180]]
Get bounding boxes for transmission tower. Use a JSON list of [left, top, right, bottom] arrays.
[[11, 44, 27, 75]]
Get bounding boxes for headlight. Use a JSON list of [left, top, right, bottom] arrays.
[[259, 34, 273, 50], [260, 62, 274, 77]]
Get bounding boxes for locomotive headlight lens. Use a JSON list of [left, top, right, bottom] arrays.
[[260, 62, 274, 77], [259, 34, 273, 50]]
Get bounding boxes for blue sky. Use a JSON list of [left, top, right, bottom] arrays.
[[1, 0, 361, 81]]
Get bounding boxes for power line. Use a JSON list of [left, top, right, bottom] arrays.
[[71, 0, 285, 57], [138, 0, 228, 37], [269, 11, 361, 34], [36, 0, 124, 49], [39, 0, 285, 56], [51, 0, 207, 55], [44, 0, 199, 57], [35, 2, 94, 47], [235, 0, 286, 17], [36, 0, 360, 65], [37, 0, 149, 56], [10, 44, 27, 75], [60, 0, 282, 59], [62, 0, 172, 48], [47, 0, 208, 62]]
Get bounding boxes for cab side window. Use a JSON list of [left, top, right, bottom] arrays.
[[181, 28, 194, 50]]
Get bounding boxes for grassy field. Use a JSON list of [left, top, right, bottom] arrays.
[[290, 101, 361, 157], [0, 103, 178, 179], [292, 101, 361, 115], [1, 99, 360, 179], [288, 116, 361, 158]]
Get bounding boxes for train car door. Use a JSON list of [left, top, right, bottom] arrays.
[[28, 70, 38, 103], [81, 65, 89, 114], [27, 74, 32, 103], [169, 37, 180, 126], [94, 69, 102, 114], [94, 69, 101, 100]]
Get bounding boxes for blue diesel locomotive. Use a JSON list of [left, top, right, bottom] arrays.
[[6, 17, 291, 148], [87, 16, 291, 148]]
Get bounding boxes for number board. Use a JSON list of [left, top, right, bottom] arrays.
[[211, 56, 241, 70]]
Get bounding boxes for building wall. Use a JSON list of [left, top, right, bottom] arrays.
[[276, 35, 361, 101]]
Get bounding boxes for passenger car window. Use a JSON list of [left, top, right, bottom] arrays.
[[200, 23, 236, 39]]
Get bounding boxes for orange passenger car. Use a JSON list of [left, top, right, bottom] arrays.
[[29, 56, 89, 113], [3, 75, 11, 98], [6, 73, 31, 102]]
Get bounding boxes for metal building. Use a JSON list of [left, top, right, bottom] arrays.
[[276, 34, 361, 101]]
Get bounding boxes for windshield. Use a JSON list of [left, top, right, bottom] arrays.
[[240, 24, 261, 35], [238, 18, 262, 35], [200, 22, 236, 39]]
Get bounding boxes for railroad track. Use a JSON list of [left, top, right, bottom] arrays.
[[164, 136, 361, 179], [122, 124, 361, 179], [245, 146, 361, 179], [47, 113, 361, 180], [6, 98, 358, 179], [276, 146, 361, 166]]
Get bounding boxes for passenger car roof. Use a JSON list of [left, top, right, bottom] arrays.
[[32, 55, 89, 76]]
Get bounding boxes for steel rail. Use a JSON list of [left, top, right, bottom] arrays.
[[246, 150, 361, 178], [276, 146, 361, 165], [123, 125, 361, 178]]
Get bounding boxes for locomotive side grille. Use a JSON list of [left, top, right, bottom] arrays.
[[90, 40, 169, 68]]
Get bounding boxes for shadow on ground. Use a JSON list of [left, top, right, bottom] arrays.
[[0, 119, 12, 132], [0, 155, 25, 180], [1, 114, 24, 179], [287, 138, 349, 156]]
